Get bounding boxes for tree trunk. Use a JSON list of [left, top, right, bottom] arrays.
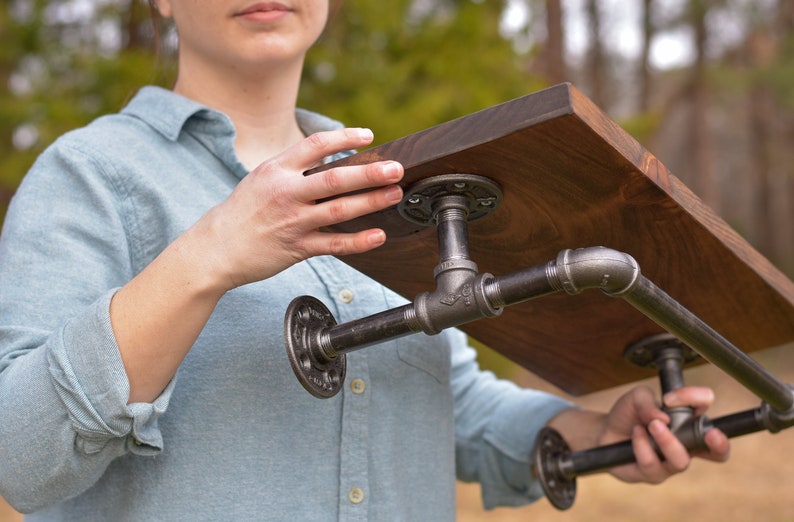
[[689, 0, 718, 211], [542, 0, 566, 84], [585, 0, 606, 107], [638, 0, 654, 112]]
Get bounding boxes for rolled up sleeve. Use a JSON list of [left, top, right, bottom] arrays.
[[0, 137, 174, 512], [49, 289, 172, 455], [450, 330, 573, 509]]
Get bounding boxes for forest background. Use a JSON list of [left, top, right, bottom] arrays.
[[1, 0, 792, 520]]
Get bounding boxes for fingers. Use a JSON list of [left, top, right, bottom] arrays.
[[663, 386, 715, 417], [300, 228, 389, 257], [629, 420, 690, 483], [279, 127, 376, 173], [699, 427, 731, 462], [257, 128, 405, 228], [304, 160, 404, 208], [607, 385, 730, 485]]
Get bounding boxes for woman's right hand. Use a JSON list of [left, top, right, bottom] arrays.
[[193, 127, 404, 293], [112, 127, 403, 403]]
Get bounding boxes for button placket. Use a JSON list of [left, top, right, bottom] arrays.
[[338, 338, 370, 518]]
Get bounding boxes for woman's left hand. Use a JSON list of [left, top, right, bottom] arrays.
[[599, 385, 731, 483]]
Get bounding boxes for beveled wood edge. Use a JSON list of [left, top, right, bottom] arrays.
[[308, 83, 577, 176], [567, 86, 794, 306]]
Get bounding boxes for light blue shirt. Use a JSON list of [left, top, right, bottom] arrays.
[[0, 86, 572, 520]]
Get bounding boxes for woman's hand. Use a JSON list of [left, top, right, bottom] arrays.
[[547, 385, 731, 486], [598, 385, 731, 483], [194, 127, 404, 292], [113, 127, 403, 403]]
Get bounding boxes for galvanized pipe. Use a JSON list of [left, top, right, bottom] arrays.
[[545, 247, 793, 412], [623, 277, 793, 412], [288, 241, 794, 413]]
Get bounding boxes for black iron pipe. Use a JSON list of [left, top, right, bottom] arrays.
[[623, 276, 794, 412], [320, 304, 419, 356], [486, 262, 559, 307], [560, 408, 770, 478]]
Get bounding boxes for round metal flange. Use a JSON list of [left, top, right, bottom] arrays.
[[397, 174, 503, 227], [624, 333, 700, 369], [533, 427, 577, 510], [284, 296, 346, 399]]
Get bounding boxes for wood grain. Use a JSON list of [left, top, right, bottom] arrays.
[[310, 83, 794, 395]]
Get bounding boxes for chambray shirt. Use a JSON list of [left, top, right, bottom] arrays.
[[0, 86, 572, 521]]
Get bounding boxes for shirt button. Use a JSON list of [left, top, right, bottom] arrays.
[[348, 487, 365, 504], [337, 289, 354, 304], [350, 378, 366, 395]]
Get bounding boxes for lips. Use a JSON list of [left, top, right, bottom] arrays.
[[236, 2, 292, 17]]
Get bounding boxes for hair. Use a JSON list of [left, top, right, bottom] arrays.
[[148, 0, 163, 55]]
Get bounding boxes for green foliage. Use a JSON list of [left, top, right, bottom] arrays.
[[1, 0, 540, 219], [619, 110, 663, 144], [0, 0, 175, 214], [300, 0, 545, 144]]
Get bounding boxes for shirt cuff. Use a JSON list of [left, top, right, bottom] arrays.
[[47, 289, 174, 455]]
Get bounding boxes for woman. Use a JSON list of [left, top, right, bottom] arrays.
[[0, 1, 729, 519]]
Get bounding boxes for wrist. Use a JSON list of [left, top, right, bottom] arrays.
[[546, 408, 607, 451]]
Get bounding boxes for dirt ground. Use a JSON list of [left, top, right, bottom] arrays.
[[2, 344, 791, 522], [457, 342, 794, 522]]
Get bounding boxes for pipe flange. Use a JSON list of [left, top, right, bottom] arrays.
[[624, 333, 700, 369], [533, 427, 577, 510], [398, 174, 502, 226], [284, 296, 345, 399]]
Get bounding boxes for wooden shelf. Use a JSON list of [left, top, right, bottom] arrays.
[[313, 83, 794, 395]]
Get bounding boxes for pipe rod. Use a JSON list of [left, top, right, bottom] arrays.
[[564, 408, 768, 478], [623, 276, 794, 412], [321, 304, 419, 356], [486, 262, 560, 307]]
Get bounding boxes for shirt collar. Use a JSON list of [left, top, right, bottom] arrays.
[[122, 85, 346, 142]]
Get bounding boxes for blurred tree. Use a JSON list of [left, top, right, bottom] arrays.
[[299, 0, 545, 144], [536, 0, 566, 84], [584, 0, 605, 107], [687, 0, 719, 212], [638, 0, 654, 112], [0, 0, 172, 220]]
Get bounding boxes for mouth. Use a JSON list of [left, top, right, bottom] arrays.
[[235, 2, 293, 21]]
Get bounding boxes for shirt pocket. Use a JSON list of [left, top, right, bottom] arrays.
[[396, 335, 451, 384]]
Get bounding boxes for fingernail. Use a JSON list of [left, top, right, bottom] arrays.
[[648, 419, 666, 436], [384, 185, 403, 203], [368, 229, 386, 245], [382, 161, 402, 181], [357, 128, 374, 140]]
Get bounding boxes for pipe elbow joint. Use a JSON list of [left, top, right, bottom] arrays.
[[550, 247, 641, 296], [760, 385, 794, 433]]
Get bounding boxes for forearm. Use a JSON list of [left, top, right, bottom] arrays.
[[111, 225, 228, 404]]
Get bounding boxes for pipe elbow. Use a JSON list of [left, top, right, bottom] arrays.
[[550, 247, 641, 296]]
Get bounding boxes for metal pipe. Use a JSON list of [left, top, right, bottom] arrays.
[[558, 407, 770, 479], [548, 247, 793, 412], [485, 262, 559, 307], [624, 277, 793, 412], [320, 304, 420, 356]]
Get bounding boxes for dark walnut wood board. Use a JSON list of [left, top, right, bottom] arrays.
[[310, 83, 794, 396]]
